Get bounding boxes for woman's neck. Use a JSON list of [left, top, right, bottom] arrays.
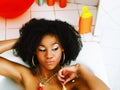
[[39, 65, 60, 79]]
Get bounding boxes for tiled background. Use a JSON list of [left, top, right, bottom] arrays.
[[0, 0, 99, 41]]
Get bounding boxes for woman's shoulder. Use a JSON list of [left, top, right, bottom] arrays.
[[17, 64, 38, 80], [20, 67, 39, 89]]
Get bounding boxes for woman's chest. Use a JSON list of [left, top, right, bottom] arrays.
[[24, 76, 89, 90], [25, 81, 62, 90], [24, 76, 62, 90]]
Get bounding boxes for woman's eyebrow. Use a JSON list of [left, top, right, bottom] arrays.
[[39, 44, 44, 46]]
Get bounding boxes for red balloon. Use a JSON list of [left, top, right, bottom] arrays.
[[0, 0, 34, 18]]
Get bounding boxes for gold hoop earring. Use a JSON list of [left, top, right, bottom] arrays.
[[32, 56, 36, 66], [62, 52, 65, 64]]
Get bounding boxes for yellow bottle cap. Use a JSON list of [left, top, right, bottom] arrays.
[[81, 6, 92, 18]]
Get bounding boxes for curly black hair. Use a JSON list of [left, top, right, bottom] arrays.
[[13, 18, 82, 68]]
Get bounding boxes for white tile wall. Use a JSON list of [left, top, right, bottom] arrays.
[[75, 0, 99, 5], [0, 17, 5, 40], [31, 11, 55, 20], [0, 0, 98, 41], [0, 17, 5, 29], [6, 29, 20, 40], [0, 30, 5, 40], [6, 10, 31, 29], [55, 10, 79, 25], [31, 2, 54, 11]]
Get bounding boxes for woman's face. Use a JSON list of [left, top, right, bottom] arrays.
[[36, 34, 64, 70]]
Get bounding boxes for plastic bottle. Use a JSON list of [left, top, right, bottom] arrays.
[[59, 0, 67, 8], [78, 6, 92, 34], [38, 0, 44, 6], [47, 0, 55, 6]]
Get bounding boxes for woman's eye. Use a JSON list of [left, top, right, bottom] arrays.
[[52, 47, 58, 51], [38, 48, 46, 52], [52, 44, 59, 51]]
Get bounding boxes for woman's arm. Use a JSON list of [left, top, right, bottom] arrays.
[[0, 39, 18, 54], [76, 64, 109, 90], [0, 38, 23, 83], [0, 56, 23, 83], [57, 64, 109, 90]]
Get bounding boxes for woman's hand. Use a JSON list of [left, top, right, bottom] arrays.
[[57, 64, 109, 90], [57, 64, 79, 85]]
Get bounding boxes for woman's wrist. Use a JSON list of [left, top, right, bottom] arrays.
[[0, 39, 18, 54], [75, 63, 81, 78]]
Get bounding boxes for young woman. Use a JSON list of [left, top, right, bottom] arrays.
[[0, 18, 109, 90]]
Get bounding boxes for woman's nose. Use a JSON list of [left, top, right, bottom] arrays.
[[46, 50, 53, 58]]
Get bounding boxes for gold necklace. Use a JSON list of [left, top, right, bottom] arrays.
[[38, 72, 67, 90], [38, 73, 57, 90]]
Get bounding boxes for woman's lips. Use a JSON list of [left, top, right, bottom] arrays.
[[46, 60, 55, 65]]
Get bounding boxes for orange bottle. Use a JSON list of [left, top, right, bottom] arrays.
[[59, 0, 67, 8], [47, 0, 55, 6], [78, 6, 92, 34]]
